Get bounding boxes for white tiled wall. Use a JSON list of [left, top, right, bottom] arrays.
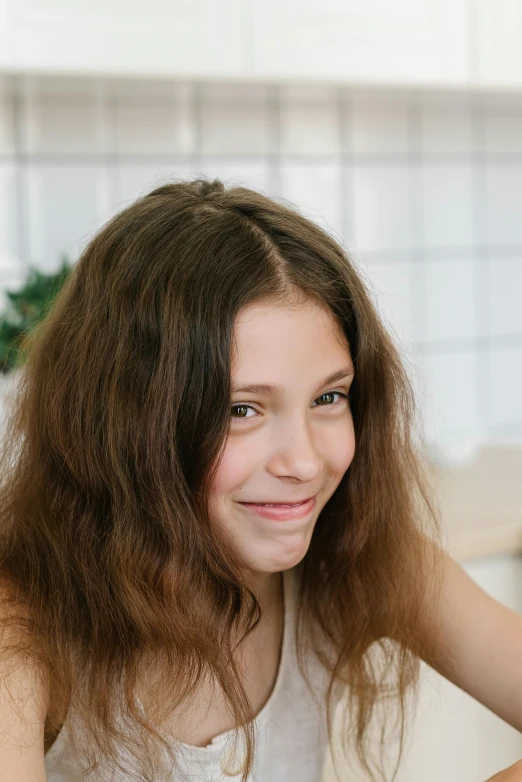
[[1, 74, 522, 454]]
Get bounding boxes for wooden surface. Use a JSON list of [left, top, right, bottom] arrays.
[[424, 444, 522, 562]]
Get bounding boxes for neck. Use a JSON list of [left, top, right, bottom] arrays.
[[250, 570, 284, 613], [234, 570, 284, 662]]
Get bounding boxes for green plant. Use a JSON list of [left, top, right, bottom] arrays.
[[0, 254, 72, 375]]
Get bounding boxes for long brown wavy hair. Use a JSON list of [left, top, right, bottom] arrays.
[[0, 177, 444, 782]]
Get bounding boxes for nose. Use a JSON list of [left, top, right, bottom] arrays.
[[265, 414, 323, 482]]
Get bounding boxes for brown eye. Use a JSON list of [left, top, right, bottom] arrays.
[[231, 405, 256, 419], [313, 391, 350, 407]]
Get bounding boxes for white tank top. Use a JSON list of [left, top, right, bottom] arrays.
[[45, 566, 342, 781]]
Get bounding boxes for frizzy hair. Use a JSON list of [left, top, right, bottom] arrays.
[[0, 177, 444, 781]]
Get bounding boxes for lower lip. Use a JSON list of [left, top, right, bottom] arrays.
[[238, 496, 316, 521]]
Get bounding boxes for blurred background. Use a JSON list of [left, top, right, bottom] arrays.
[[1, 2, 522, 780]]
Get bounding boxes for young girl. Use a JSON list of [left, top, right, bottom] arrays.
[[1, 177, 521, 782]]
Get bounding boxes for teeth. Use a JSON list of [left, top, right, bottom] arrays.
[[259, 502, 301, 507]]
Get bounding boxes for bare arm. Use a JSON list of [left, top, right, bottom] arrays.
[[415, 540, 522, 733], [485, 760, 522, 781]]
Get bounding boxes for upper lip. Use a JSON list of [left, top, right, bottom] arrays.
[[240, 496, 315, 505]]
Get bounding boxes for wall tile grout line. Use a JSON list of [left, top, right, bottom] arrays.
[[338, 86, 353, 252], [11, 75, 28, 274], [417, 334, 522, 353], [471, 94, 492, 433], [264, 84, 279, 195], [4, 152, 522, 165], [193, 81, 203, 174], [410, 94, 427, 350], [105, 84, 120, 209]]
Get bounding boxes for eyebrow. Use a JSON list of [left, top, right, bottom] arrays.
[[231, 366, 355, 396]]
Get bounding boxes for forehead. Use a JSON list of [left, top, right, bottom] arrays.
[[231, 299, 350, 366]]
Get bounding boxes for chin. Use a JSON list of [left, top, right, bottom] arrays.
[[253, 550, 308, 575]]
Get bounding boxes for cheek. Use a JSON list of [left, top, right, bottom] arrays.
[[329, 418, 356, 473], [211, 442, 256, 496]]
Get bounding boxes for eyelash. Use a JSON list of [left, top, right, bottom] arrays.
[[230, 391, 352, 422]]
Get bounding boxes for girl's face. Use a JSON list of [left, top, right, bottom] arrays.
[[210, 298, 356, 580]]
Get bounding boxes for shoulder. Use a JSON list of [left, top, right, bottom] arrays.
[[0, 574, 50, 719], [0, 576, 49, 780]]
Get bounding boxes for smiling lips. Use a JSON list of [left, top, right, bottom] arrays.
[[238, 496, 317, 521], [241, 498, 312, 507]]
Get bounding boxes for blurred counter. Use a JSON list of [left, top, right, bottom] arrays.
[[425, 445, 522, 562]]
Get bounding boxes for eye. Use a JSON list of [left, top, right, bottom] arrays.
[[230, 404, 257, 420], [230, 391, 351, 422], [312, 391, 350, 408]]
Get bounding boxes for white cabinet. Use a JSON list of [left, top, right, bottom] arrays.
[[2, 0, 245, 79], [0, 1, 8, 69], [3, 0, 522, 93], [474, 0, 522, 88], [323, 554, 522, 782], [249, 0, 472, 87]]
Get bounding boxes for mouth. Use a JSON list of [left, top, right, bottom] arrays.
[[238, 496, 316, 521], [239, 496, 315, 507]]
